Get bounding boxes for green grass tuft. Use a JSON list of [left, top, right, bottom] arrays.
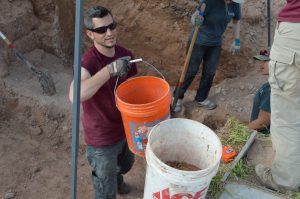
[[289, 192, 300, 199], [222, 117, 250, 150], [208, 170, 225, 199], [206, 117, 252, 198], [232, 160, 251, 179]]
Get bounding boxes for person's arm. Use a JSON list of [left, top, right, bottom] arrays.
[[69, 56, 132, 103], [232, 19, 240, 39], [230, 19, 241, 55], [247, 110, 270, 131], [69, 66, 110, 103]]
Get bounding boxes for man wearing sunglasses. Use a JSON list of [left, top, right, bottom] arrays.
[[247, 50, 270, 134], [69, 6, 137, 199]]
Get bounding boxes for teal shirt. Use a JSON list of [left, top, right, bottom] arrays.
[[190, 0, 241, 46]]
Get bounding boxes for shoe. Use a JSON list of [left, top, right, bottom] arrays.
[[195, 99, 217, 110], [255, 164, 285, 193], [172, 97, 183, 113], [118, 182, 131, 195]]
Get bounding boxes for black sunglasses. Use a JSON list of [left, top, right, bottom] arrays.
[[88, 22, 117, 34]]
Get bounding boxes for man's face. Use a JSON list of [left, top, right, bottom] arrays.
[[87, 14, 117, 48], [260, 61, 269, 75]]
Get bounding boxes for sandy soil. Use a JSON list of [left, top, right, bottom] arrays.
[[0, 0, 289, 198]]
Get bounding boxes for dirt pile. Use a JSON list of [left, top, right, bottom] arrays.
[[166, 161, 201, 171], [0, 82, 72, 198]]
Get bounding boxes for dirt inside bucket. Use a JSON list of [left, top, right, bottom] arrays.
[[165, 161, 201, 171]]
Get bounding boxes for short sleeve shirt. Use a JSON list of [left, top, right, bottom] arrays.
[[277, 0, 300, 22], [250, 83, 271, 132], [81, 45, 137, 147], [190, 0, 241, 46]]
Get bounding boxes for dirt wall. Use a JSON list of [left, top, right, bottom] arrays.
[[0, 0, 74, 68], [30, 0, 75, 63], [1, 0, 286, 84], [82, 0, 285, 86]]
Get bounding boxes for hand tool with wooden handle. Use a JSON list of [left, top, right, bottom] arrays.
[[0, 31, 56, 96], [171, 1, 206, 113]]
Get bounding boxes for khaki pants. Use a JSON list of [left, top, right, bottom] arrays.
[[269, 22, 300, 189]]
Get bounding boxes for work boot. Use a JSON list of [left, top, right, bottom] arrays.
[[172, 97, 183, 113], [118, 182, 131, 195], [195, 99, 217, 110], [255, 164, 285, 193]]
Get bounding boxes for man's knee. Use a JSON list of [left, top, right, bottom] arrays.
[[186, 64, 199, 77], [91, 168, 117, 199], [202, 71, 216, 83]]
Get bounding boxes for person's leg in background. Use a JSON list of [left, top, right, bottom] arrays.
[[176, 43, 206, 99], [172, 43, 206, 112], [194, 45, 221, 109]]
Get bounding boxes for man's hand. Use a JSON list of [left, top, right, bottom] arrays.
[[107, 56, 131, 77], [192, 4, 205, 27], [231, 38, 240, 55], [194, 15, 204, 27]]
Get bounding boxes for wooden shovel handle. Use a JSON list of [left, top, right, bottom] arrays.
[[179, 3, 206, 84]]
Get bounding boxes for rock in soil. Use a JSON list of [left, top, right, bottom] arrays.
[[4, 191, 15, 199]]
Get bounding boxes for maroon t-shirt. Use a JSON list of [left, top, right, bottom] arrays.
[[81, 45, 137, 147], [278, 0, 300, 22]]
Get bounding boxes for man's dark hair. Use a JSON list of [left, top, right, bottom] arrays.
[[84, 6, 114, 29]]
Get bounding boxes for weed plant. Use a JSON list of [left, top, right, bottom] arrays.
[[207, 117, 252, 198], [222, 117, 250, 150]]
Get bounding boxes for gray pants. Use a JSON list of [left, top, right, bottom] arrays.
[[269, 22, 300, 190], [86, 139, 135, 199]]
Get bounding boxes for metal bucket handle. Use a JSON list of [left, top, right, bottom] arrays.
[[114, 58, 166, 106]]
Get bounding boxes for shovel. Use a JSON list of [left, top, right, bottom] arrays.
[[171, 1, 206, 114], [0, 31, 56, 96]]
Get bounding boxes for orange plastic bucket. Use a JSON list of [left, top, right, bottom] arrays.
[[116, 76, 171, 157]]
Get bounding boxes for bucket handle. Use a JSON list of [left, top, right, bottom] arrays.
[[137, 59, 166, 80], [114, 58, 166, 106]]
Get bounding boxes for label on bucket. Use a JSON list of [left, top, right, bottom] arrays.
[[152, 187, 208, 199], [129, 114, 170, 152]]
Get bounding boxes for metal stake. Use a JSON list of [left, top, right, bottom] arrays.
[[71, 0, 83, 198], [267, 0, 271, 48]]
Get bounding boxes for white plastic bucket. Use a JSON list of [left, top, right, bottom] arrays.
[[144, 118, 222, 199]]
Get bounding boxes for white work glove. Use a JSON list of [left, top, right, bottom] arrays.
[[107, 56, 131, 77], [192, 2, 205, 27], [231, 38, 240, 55]]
